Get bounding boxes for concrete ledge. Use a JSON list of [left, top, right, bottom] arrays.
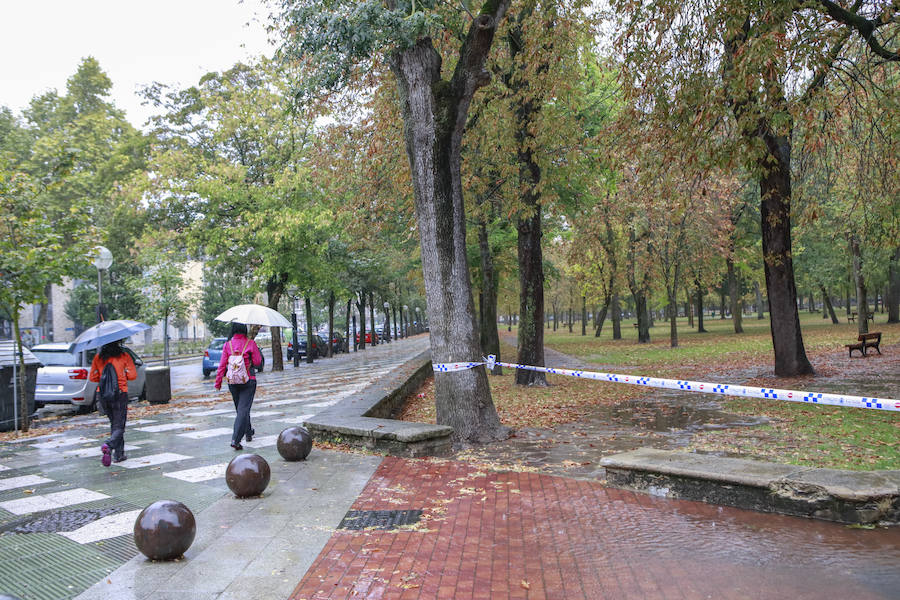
[[304, 350, 453, 457], [600, 448, 900, 525]]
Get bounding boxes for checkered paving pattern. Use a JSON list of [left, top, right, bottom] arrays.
[[0, 337, 431, 599], [290, 457, 900, 600]]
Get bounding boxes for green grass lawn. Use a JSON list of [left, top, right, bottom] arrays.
[[495, 311, 900, 470]]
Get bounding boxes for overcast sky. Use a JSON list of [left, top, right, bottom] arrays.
[[1, 0, 275, 128]]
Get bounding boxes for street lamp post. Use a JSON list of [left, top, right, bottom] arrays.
[[415, 307, 421, 334], [91, 246, 113, 323], [392, 304, 398, 341], [383, 301, 391, 343], [402, 305, 408, 338]]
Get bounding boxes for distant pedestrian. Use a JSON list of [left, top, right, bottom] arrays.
[[215, 322, 263, 450], [89, 341, 136, 466]]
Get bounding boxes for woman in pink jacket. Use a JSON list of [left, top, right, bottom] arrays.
[[214, 322, 263, 450]]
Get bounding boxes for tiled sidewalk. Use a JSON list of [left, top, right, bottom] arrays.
[[290, 457, 900, 600]]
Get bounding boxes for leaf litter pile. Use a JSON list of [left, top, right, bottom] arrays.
[[399, 337, 900, 471]]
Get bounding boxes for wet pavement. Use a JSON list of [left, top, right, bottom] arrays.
[[0, 337, 431, 600], [290, 457, 900, 600], [4, 334, 899, 599]]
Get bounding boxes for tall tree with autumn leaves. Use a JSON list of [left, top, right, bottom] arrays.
[[275, 0, 511, 444], [611, 0, 900, 375]]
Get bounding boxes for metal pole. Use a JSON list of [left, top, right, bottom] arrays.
[[12, 346, 18, 433]]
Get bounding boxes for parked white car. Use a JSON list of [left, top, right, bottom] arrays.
[[31, 343, 147, 413]]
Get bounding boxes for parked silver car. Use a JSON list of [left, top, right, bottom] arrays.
[[31, 343, 147, 413]]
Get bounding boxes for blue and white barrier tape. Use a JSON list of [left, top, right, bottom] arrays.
[[431, 355, 900, 413]]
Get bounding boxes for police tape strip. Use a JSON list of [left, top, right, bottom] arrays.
[[431, 355, 900, 413]]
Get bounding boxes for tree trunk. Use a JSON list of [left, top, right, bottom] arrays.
[[696, 281, 707, 333], [686, 288, 694, 328], [756, 135, 813, 375], [345, 299, 351, 353], [304, 296, 314, 363], [850, 236, 868, 335], [821, 286, 838, 324], [12, 317, 30, 432], [668, 292, 678, 348], [719, 290, 726, 319], [516, 205, 547, 385], [754, 280, 764, 319], [581, 296, 586, 336], [266, 275, 286, 371], [727, 258, 743, 334], [611, 293, 622, 339], [477, 212, 501, 374], [888, 246, 900, 323], [356, 291, 366, 350], [391, 17, 509, 442], [327, 291, 335, 357], [594, 297, 610, 337], [634, 292, 650, 343], [369, 291, 377, 346]]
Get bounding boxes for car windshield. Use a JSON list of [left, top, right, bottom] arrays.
[[31, 349, 76, 366], [209, 339, 226, 350]]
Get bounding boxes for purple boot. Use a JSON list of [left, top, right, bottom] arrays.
[[101, 444, 111, 468]]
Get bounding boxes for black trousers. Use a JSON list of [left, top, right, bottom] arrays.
[[228, 379, 257, 444], [105, 390, 128, 459]]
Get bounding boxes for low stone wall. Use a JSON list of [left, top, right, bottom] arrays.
[[304, 350, 453, 457], [601, 448, 900, 525]]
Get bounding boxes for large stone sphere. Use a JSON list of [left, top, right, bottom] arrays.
[[133, 500, 196, 560], [226, 453, 271, 498], [277, 426, 312, 461]]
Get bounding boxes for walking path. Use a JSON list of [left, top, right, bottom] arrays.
[[0, 337, 429, 600], [0, 334, 897, 599]]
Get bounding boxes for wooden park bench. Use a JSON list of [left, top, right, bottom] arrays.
[[845, 332, 882, 357], [848, 312, 875, 323]]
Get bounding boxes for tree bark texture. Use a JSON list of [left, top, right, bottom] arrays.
[[696, 281, 707, 333], [667, 294, 678, 348], [390, 14, 509, 443], [327, 291, 335, 357], [304, 296, 314, 364], [356, 292, 367, 350], [727, 258, 743, 334], [850, 236, 869, 335], [581, 296, 586, 336], [516, 206, 547, 385], [611, 293, 622, 339], [266, 275, 286, 371], [888, 246, 900, 324], [757, 143, 814, 374], [594, 300, 609, 337], [369, 291, 377, 346], [634, 293, 650, 343], [477, 212, 502, 374], [821, 286, 838, 324], [345, 299, 351, 353]]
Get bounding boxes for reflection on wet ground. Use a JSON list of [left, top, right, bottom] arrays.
[[469, 389, 767, 480], [454, 345, 900, 596]]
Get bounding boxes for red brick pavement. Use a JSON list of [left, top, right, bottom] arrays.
[[290, 457, 900, 600]]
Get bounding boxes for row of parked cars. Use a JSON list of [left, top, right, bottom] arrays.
[[30, 343, 148, 413], [201, 330, 351, 377]]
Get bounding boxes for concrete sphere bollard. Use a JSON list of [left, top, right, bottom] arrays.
[[226, 453, 271, 498], [277, 426, 312, 461], [133, 500, 196, 560]]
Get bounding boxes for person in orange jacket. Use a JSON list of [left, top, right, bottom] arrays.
[[89, 341, 136, 466]]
